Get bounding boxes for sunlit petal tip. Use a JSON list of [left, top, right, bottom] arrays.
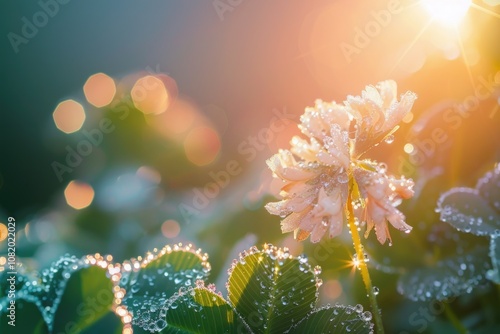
[[310, 223, 328, 243], [280, 210, 307, 233], [388, 213, 413, 233], [294, 229, 311, 242], [329, 217, 343, 238], [375, 224, 390, 245], [264, 201, 283, 216]]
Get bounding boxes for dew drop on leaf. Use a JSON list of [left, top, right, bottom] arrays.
[[313, 265, 322, 275]]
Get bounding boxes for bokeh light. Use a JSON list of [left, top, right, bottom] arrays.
[[83, 72, 116, 108], [0, 222, 7, 242], [145, 98, 200, 141], [64, 180, 95, 209], [131, 75, 170, 114], [402, 112, 414, 124], [422, 0, 472, 26], [136, 166, 162, 185], [161, 219, 181, 238], [322, 279, 343, 300], [404, 143, 415, 154], [280, 234, 304, 256], [53, 99, 86, 133], [184, 126, 221, 166]]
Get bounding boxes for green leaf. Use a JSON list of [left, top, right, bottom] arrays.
[[13, 254, 119, 333], [437, 187, 500, 236], [288, 305, 374, 334], [473, 323, 500, 334], [487, 234, 500, 284], [0, 298, 49, 334], [52, 265, 115, 334], [119, 244, 211, 332], [160, 285, 250, 333], [36, 255, 81, 315], [80, 311, 124, 334], [227, 244, 319, 334], [397, 246, 491, 301]]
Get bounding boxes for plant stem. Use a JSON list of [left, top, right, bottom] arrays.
[[443, 303, 468, 334], [347, 192, 385, 334]]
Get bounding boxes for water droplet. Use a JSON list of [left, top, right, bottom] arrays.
[[313, 265, 322, 275], [337, 173, 349, 184], [362, 311, 372, 321], [384, 135, 394, 144], [354, 304, 363, 313]]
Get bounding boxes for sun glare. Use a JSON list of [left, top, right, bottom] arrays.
[[422, 0, 472, 26]]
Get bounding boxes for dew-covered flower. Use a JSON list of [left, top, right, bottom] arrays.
[[348, 80, 417, 157], [354, 167, 414, 244], [266, 80, 416, 244]]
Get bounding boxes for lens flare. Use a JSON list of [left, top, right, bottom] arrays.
[[422, 0, 472, 26]]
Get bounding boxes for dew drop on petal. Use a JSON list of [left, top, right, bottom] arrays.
[[384, 135, 394, 144]]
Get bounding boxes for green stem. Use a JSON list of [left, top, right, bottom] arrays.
[[443, 304, 468, 334], [346, 193, 385, 334]]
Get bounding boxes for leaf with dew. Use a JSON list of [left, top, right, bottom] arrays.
[[397, 246, 491, 301], [477, 164, 500, 213], [158, 284, 251, 333], [226, 244, 319, 334], [52, 264, 116, 334], [437, 188, 500, 236], [487, 233, 500, 284], [0, 297, 49, 334], [288, 304, 374, 334], [119, 243, 211, 332]]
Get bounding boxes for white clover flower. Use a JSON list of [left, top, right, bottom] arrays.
[[265, 80, 416, 244], [348, 80, 417, 157]]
